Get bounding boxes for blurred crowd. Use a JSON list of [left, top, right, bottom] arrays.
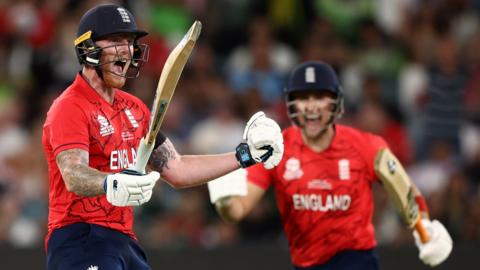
[[0, 0, 480, 250]]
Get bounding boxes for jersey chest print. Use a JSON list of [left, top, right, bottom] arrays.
[[280, 156, 366, 213], [89, 103, 146, 171]]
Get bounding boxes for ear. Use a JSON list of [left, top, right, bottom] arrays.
[[75, 38, 102, 66]]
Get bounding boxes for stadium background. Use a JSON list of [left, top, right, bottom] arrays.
[[0, 0, 479, 268]]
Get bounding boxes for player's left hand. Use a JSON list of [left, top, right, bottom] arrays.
[[413, 219, 453, 267], [237, 111, 284, 169]]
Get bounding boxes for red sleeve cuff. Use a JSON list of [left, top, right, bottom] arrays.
[[245, 164, 272, 190], [53, 143, 89, 157], [248, 178, 270, 190]]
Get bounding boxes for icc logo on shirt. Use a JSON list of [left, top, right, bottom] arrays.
[[284, 157, 303, 180], [97, 115, 115, 136]]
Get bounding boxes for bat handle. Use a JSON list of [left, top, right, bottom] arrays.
[[133, 137, 155, 173], [414, 219, 430, 243]]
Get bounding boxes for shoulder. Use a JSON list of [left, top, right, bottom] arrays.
[[282, 126, 301, 142], [336, 124, 388, 151], [47, 87, 87, 118], [43, 88, 92, 134]]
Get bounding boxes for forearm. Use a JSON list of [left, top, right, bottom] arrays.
[[215, 196, 247, 223], [56, 149, 107, 197], [147, 138, 241, 188], [62, 164, 107, 196], [161, 153, 240, 188], [210, 182, 265, 223]]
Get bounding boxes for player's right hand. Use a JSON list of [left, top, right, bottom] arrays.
[[413, 219, 453, 267], [104, 170, 160, 207]]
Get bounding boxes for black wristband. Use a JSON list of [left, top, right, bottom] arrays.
[[154, 132, 167, 149], [103, 176, 108, 193], [235, 143, 256, 168]]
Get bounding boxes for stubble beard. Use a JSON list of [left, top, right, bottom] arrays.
[[303, 124, 328, 142], [103, 73, 126, 88], [102, 62, 129, 88]]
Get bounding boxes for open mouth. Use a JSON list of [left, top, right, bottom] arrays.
[[113, 59, 128, 74], [305, 114, 321, 122]]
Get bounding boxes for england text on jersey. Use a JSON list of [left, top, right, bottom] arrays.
[[292, 193, 351, 211]]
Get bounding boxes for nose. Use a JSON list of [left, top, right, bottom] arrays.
[[116, 41, 133, 55], [305, 96, 318, 110]]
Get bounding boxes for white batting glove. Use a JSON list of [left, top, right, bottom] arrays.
[[104, 170, 161, 207], [207, 169, 247, 204], [413, 219, 453, 267], [239, 111, 284, 169]]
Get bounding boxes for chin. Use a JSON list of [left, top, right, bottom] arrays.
[[104, 76, 126, 88], [303, 127, 324, 140]]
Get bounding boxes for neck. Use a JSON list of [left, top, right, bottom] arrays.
[[81, 67, 115, 104], [301, 125, 335, 152]]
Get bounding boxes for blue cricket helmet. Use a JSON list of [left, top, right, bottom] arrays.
[[76, 4, 148, 42], [285, 61, 342, 97], [285, 61, 344, 125], [74, 4, 149, 78]]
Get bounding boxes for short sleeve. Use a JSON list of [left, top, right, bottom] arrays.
[[364, 133, 388, 181], [49, 101, 90, 156], [246, 163, 274, 190]]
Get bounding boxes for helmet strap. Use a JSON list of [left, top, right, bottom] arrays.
[[95, 66, 104, 80]]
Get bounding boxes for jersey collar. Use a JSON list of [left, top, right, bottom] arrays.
[[73, 72, 121, 106], [295, 124, 340, 153]]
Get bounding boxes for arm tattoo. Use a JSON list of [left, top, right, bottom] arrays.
[[56, 149, 106, 196], [149, 138, 179, 173]]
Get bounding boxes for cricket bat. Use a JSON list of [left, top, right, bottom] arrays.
[[374, 148, 430, 243], [133, 20, 202, 173]]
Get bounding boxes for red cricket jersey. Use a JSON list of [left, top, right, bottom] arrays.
[[247, 125, 387, 267], [42, 74, 150, 247]]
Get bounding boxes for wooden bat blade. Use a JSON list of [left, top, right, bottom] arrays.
[[134, 21, 202, 172], [147, 20, 202, 145], [375, 148, 430, 243]]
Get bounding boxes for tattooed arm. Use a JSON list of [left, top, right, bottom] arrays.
[[148, 138, 240, 188], [56, 148, 107, 196]]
